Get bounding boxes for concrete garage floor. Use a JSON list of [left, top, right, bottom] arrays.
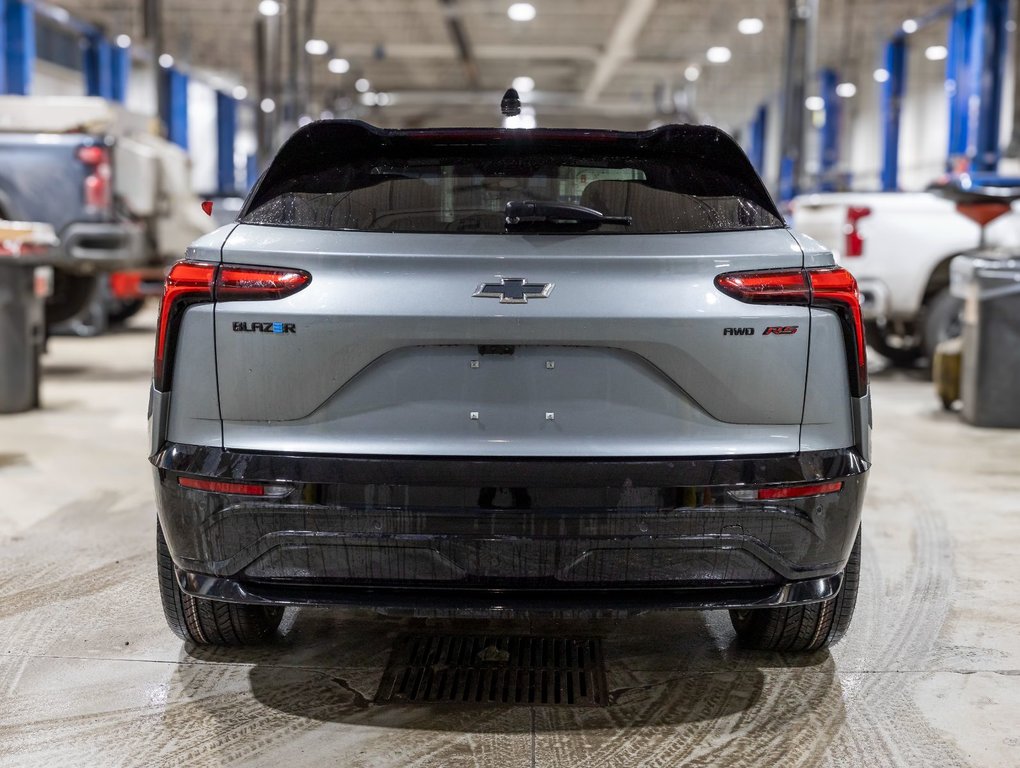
[[1, 314, 1018, 768]]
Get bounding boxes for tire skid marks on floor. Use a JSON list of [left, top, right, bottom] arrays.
[[823, 503, 969, 768]]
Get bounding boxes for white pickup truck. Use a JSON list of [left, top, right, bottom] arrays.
[[792, 191, 1020, 364]]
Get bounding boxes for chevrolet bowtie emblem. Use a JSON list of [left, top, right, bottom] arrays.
[[472, 276, 554, 304]]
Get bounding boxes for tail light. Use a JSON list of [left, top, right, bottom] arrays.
[[843, 206, 871, 257], [78, 145, 112, 212], [109, 271, 143, 299], [154, 261, 310, 391], [729, 481, 843, 502], [715, 266, 867, 397]]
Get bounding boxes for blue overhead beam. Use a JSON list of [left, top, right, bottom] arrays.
[[819, 68, 840, 191], [3, 0, 34, 95], [880, 38, 907, 191], [216, 91, 237, 193]]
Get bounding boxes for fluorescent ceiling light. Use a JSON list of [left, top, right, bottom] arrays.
[[507, 3, 536, 22], [328, 57, 350, 74], [115, 34, 131, 49], [925, 45, 948, 61], [873, 68, 890, 83], [835, 82, 857, 98], [512, 76, 535, 93], [232, 85, 248, 100], [737, 18, 764, 35], [805, 96, 825, 111], [902, 19, 918, 34], [258, 0, 280, 17], [355, 78, 371, 93], [684, 65, 700, 82], [305, 39, 329, 56], [706, 46, 731, 64]]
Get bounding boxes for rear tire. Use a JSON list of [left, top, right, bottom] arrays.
[[156, 522, 283, 645], [730, 528, 861, 652], [865, 322, 922, 367], [106, 298, 145, 326], [46, 272, 97, 327]]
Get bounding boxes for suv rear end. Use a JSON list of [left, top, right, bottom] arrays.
[[150, 121, 869, 651]]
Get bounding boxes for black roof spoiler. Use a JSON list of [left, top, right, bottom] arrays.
[[242, 120, 781, 222]]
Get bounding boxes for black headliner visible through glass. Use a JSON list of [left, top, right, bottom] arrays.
[[241, 121, 784, 235]]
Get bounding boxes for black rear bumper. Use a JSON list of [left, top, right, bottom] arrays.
[[152, 443, 868, 613], [176, 569, 843, 616]]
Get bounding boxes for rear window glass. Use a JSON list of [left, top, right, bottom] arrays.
[[242, 122, 783, 235]]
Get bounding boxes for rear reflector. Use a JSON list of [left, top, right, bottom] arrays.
[[729, 481, 843, 501], [178, 476, 292, 497], [153, 261, 311, 391], [179, 477, 267, 495], [715, 266, 867, 397]]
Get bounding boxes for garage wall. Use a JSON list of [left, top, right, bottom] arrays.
[[187, 80, 218, 192], [31, 60, 85, 97]]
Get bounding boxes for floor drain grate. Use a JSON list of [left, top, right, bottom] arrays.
[[375, 633, 608, 707]]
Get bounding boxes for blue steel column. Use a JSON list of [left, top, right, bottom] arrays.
[[819, 68, 840, 191], [946, 0, 1010, 172], [3, 0, 34, 95], [880, 38, 907, 192], [0, 0, 6, 91], [969, 0, 1009, 171], [946, 5, 973, 165], [748, 104, 768, 175], [160, 67, 189, 149], [216, 91, 237, 194], [110, 44, 130, 102], [246, 154, 258, 190], [83, 34, 113, 99]]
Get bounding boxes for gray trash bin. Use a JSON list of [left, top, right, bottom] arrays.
[[0, 263, 43, 413], [954, 255, 1020, 427]]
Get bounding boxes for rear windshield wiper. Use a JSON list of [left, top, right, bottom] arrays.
[[505, 200, 632, 231]]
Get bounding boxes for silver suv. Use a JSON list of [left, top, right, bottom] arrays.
[[150, 121, 869, 651]]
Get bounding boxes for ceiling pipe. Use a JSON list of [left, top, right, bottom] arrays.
[[330, 42, 601, 61], [439, 0, 480, 88], [583, 0, 658, 104]]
